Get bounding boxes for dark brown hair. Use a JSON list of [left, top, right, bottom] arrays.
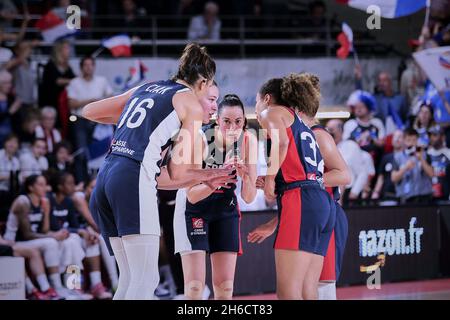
[[259, 78, 286, 106], [174, 43, 216, 85], [281, 72, 321, 117], [218, 94, 247, 129]]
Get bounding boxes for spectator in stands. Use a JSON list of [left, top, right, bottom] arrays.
[[19, 138, 48, 182], [48, 172, 112, 299], [35, 107, 62, 154], [17, 108, 41, 153], [374, 71, 409, 134], [400, 59, 427, 111], [344, 90, 385, 164], [413, 103, 435, 148], [119, 0, 147, 38], [371, 130, 404, 201], [426, 125, 450, 200], [3, 174, 75, 299], [67, 56, 113, 183], [188, 1, 221, 41], [0, 134, 20, 219], [0, 0, 17, 28], [8, 41, 36, 109], [391, 128, 434, 204], [0, 233, 61, 300], [327, 119, 375, 204], [0, 69, 22, 145], [47, 141, 76, 178], [39, 40, 75, 124]]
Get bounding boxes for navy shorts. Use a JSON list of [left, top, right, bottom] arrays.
[[274, 182, 336, 256], [320, 201, 348, 281], [89, 154, 160, 255], [174, 189, 242, 255]]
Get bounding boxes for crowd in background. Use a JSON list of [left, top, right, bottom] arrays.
[[0, 0, 450, 300]]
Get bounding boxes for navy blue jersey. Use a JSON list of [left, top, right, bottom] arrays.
[[427, 147, 450, 199], [311, 124, 340, 200], [15, 195, 44, 241], [111, 80, 190, 178], [48, 193, 80, 232], [275, 108, 324, 190]]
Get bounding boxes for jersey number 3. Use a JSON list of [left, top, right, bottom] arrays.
[[118, 97, 155, 129], [301, 131, 324, 174]]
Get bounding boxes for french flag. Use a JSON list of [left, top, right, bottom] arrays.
[[336, 0, 427, 18], [102, 34, 132, 57], [35, 11, 77, 43], [125, 60, 148, 89], [337, 22, 353, 59]]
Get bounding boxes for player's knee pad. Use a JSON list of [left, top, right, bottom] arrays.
[[185, 280, 204, 300], [213, 280, 234, 299]]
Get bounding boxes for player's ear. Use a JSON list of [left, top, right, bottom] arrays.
[[264, 94, 271, 105]]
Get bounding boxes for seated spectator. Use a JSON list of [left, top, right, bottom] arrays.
[[67, 56, 113, 183], [19, 138, 49, 182], [35, 107, 62, 154], [371, 130, 404, 201], [48, 172, 112, 299], [344, 90, 385, 163], [118, 0, 147, 39], [0, 234, 59, 300], [3, 175, 73, 299], [327, 119, 375, 205], [0, 134, 20, 219], [413, 103, 435, 147], [47, 141, 76, 177], [0, 69, 22, 145], [17, 108, 41, 153], [426, 125, 450, 200], [391, 128, 434, 204], [374, 71, 409, 134], [188, 1, 221, 41]]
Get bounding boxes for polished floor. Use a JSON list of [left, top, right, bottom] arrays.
[[234, 278, 450, 300]]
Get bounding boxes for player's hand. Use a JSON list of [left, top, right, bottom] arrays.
[[264, 177, 276, 202], [52, 229, 69, 241], [205, 174, 238, 190], [195, 167, 234, 182], [247, 221, 277, 244], [256, 176, 266, 189]]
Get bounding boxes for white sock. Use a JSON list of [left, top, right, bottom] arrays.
[[36, 274, 50, 292], [25, 277, 36, 294], [89, 271, 102, 287], [110, 237, 130, 300], [122, 234, 160, 300], [318, 282, 337, 300], [49, 273, 63, 289]]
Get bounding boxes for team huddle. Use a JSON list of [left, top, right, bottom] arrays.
[[81, 43, 351, 300]]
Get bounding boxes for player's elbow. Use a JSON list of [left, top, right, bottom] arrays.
[[341, 167, 352, 186], [81, 103, 93, 120]]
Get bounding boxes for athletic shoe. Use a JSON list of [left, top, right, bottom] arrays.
[[74, 289, 94, 300], [27, 288, 48, 300], [55, 287, 82, 300], [172, 294, 186, 300], [42, 288, 64, 300], [91, 283, 113, 300], [155, 283, 171, 298]]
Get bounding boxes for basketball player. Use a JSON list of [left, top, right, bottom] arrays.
[[252, 74, 335, 300], [81, 43, 231, 300], [174, 94, 257, 300], [249, 75, 351, 300]]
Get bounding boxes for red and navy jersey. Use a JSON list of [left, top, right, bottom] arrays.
[[311, 124, 341, 201], [275, 108, 324, 190]]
